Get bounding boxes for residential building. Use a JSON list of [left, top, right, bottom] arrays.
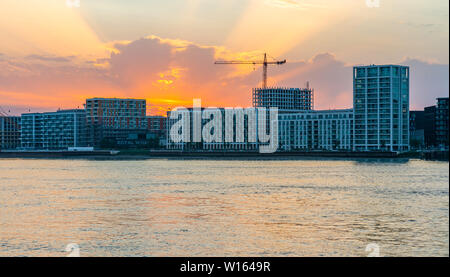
[[424, 106, 437, 147], [279, 109, 353, 151], [21, 109, 87, 150], [436, 97, 449, 147], [410, 98, 449, 149], [353, 65, 410, 151], [166, 108, 353, 152], [166, 108, 261, 151], [147, 115, 166, 136], [409, 111, 426, 148], [84, 98, 147, 147], [0, 116, 21, 150]]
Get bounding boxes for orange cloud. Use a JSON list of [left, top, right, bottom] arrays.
[[0, 35, 447, 116]]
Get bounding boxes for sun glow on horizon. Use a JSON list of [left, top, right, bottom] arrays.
[[0, 0, 448, 115]]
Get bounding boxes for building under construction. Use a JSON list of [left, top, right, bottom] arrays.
[[216, 52, 315, 111], [252, 86, 314, 111]]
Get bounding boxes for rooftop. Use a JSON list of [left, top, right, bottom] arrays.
[[353, 64, 409, 68], [21, 109, 85, 116], [86, 98, 146, 101]]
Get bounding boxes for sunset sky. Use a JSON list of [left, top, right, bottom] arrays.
[[0, 0, 448, 115]]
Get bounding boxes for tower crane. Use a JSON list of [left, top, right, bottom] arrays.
[[214, 53, 286, 89]]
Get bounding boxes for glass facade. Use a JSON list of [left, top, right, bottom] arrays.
[[278, 110, 353, 151], [353, 65, 410, 151], [436, 97, 449, 147], [0, 116, 21, 150], [21, 110, 87, 150]]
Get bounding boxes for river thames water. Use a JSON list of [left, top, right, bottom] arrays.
[[0, 158, 448, 257]]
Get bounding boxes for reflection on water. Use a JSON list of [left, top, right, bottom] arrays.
[[0, 158, 448, 257]]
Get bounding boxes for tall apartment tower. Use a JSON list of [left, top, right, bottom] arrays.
[[353, 65, 410, 152]]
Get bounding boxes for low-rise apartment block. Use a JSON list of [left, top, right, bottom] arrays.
[[21, 109, 87, 150], [279, 110, 353, 151]]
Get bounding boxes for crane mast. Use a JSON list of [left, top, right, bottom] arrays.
[[262, 53, 268, 89]]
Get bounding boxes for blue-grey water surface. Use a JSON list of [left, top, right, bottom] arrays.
[[0, 158, 448, 256]]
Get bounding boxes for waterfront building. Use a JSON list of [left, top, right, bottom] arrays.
[[409, 98, 448, 149], [278, 109, 353, 151], [84, 98, 147, 147], [409, 111, 426, 149], [252, 87, 314, 111], [0, 116, 21, 150], [166, 108, 262, 151], [423, 106, 437, 147], [353, 65, 410, 151], [435, 97, 449, 147], [85, 98, 146, 129], [410, 107, 441, 149], [20, 109, 87, 150], [147, 115, 167, 136], [166, 107, 353, 152], [410, 111, 426, 133]]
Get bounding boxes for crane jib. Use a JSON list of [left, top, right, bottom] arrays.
[[214, 53, 286, 88]]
